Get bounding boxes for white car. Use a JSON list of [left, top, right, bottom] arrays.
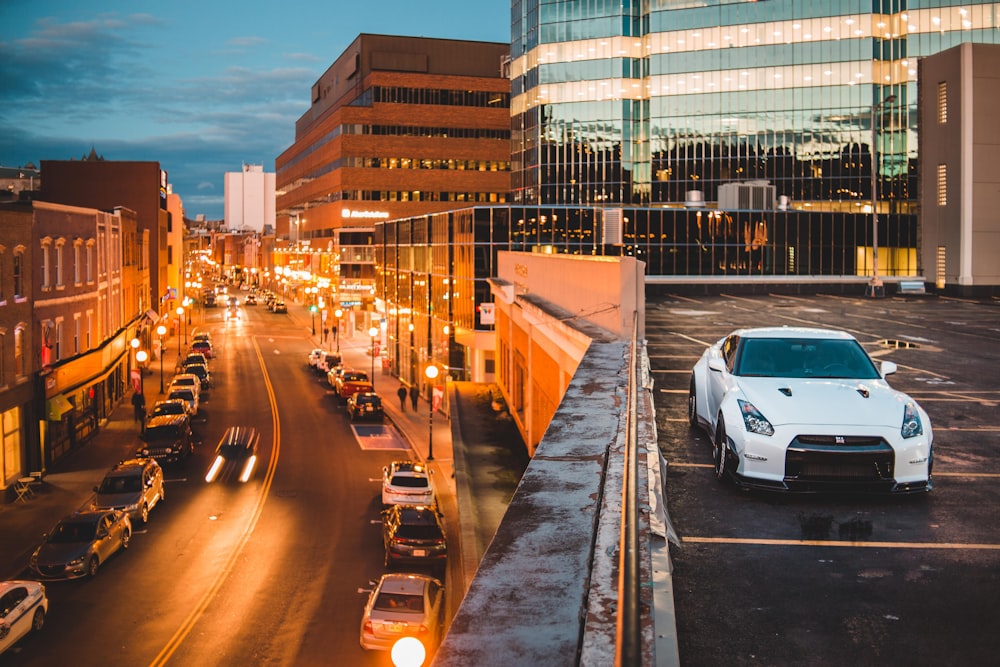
[[359, 573, 444, 651], [382, 460, 434, 506], [168, 374, 201, 399], [0, 580, 47, 655], [167, 386, 199, 416], [687, 326, 933, 494]]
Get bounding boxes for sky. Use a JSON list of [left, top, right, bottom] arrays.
[[0, 0, 509, 220]]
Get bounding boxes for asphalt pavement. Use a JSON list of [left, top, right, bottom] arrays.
[[0, 293, 528, 596]]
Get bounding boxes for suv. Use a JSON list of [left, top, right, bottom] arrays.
[[348, 391, 384, 422], [92, 458, 165, 524], [381, 505, 447, 571], [137, 414, 194, 465], [382, 460, 434, 506]]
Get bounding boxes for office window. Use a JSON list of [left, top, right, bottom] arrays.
[[937, 82, 947, 124], [937, 164, 947, 206]]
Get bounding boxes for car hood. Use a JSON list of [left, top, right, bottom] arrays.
[[34, 541, 90, 565], [736, 378, 909, 428]]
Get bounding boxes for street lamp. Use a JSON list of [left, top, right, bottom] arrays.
[[866, 93, 897, 298], [424, 364, 439, 461], [310, 303, 318, 336], [369, 326, 379, 388], [334, 308, 343, 354], [176, 306, 185, 354], [156, 324, 167, 393], [135, 349, 148, 397]]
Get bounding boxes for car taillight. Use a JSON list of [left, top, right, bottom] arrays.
[[363, 621, 373, 634], [417, 624, 429, 634]]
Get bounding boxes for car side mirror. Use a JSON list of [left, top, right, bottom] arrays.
[[880, 360, 898, 377], [708, 357, 726, 373]]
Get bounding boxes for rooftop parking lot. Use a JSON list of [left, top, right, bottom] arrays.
[[646, 292, 1000, 667]]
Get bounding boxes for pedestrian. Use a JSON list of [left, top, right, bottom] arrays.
[[132, 391, 146, 426], [409, 385, 419, 411], [397, 386, 408, 411]]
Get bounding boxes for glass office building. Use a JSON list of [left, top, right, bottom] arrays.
[[508, 0, 1000, 278]]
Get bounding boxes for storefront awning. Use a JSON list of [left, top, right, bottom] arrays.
[[47, 394, 74, 421]]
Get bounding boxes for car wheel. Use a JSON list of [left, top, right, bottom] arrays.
[[140, 503, 149, 524], [88, 555, 100, 577], [121, 529, 131, 550], [31, 607, 45, 632], [687, 377, 698, 427], [713, 417, 729, 482]]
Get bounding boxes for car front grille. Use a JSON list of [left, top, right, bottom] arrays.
[[785, 435, 894, 483]]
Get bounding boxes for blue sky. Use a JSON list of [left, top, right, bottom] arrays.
[[0, 0, 509, 220]]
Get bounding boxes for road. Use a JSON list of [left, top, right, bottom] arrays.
[[648, 292, 1000, 667], [3, 295, 436, 667]]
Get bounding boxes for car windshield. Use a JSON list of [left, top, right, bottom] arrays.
[[98, 475, 142, 494], [735, 337, 880, 379], [170, 390, 194, 401], [390, 476, 429, 488], [344, 372, 367, 382], [49, 519, 98, 543], [152, 404, 183, 416], [373, 592, 424, 614]]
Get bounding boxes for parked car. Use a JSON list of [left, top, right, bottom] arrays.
[[308, 348, 327, 369], [688, 326, 934, 494], [166, 387, 199, 417], [168, 373, 201, 399], [148, 398, 191, 419], [326, 365, 346, 388], [272, 300, 287, 314], [317, 353, 342, 374], [205, 426, 260, 483], [245, 294, 257, 305], [137, 414, 194, 464], [183, 362, 212, 389], [335, 370, 372, 401], [381, 504, 447, 570], [0, 580, 47, 656], [348, 391, 385, 422], [91, 458, 165, 524], [181, 352, 209, 369], [382, 460, 434, 507], [30, 510, 132, 579], [192, 331, 211, 343], [204, 293, 217, 307], [359, 573, 445, 651], [191, 339, 213, 359]]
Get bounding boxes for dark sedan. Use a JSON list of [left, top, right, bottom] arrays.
[[347, 391, 385, 422], [30, 510, 132, 579], [381, 504, 447, 572]]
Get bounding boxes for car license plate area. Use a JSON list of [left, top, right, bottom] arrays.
[[412, 549, 427, 557]]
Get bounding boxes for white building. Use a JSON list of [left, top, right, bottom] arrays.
[[224, 164, 275, 233]]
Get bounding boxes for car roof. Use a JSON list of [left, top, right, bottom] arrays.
[[377, 572, 437, 595], [168, 388, 195, 398], [735, 326, 856, 341], [393, 505, 440, 523], [107, 458, 155, 474], [152, 399, 187, 408], [172, 373, 200, 382], [390, 460, 427, 475], [59, 510, 109, 523], [0, 580, 42, 595]]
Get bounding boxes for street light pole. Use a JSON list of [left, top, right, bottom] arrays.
[[334, 308, 343, 354], [157, 324, 167, 393], [424, 364, 439, 461], [136, 350, 148, 397], [176, 306, 184, 355], [866, 93, 896, 298], [369, 326, 379, 389]]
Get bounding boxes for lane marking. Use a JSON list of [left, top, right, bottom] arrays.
[[681, 536, 1000, 550], [149, 336, 282, 667]]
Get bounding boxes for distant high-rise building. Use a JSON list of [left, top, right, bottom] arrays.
[[224, 164, 275, 233]]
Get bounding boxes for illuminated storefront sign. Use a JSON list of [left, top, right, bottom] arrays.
[[342, 208, 390, 220]]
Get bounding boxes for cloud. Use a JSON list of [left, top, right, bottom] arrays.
[[196, 181, 216, 191]]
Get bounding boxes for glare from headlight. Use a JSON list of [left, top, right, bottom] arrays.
[[738, 399, 774, 436], [205, 455, 224, 483], [239, 455, 257, 483], [901, 402, 923, 439]]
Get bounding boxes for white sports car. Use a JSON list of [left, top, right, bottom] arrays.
[[687, 326, 933, 494]]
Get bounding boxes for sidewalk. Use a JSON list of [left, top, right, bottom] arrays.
[[0, 322, 193, 580]]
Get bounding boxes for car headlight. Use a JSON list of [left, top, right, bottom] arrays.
[[68, 556, 85, 566], [901, 402, 923, 439], [737, 399, 774, 436]]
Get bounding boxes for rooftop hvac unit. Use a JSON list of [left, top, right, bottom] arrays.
[[603, 208, 623, 246], [718, 181, 776, 210], [685, 190, 705, 208]]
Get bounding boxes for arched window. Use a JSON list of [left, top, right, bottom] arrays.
[[74, 238, 83, 285], [40, 237, 52, 290], [14, 324, 25, 377], [55, 237, 66, 288], [12, 247, 25, 299], [86, 240, 96, 283]]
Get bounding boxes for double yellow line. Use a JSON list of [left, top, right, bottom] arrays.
[[149, 336, 280, 667]]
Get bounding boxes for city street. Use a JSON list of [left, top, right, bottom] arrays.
[[648, 292, 1000, 666]]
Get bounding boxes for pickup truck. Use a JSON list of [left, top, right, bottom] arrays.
[[335, 370, 372, 402]]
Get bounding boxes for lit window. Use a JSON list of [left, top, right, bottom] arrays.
[[937, 164, 947, 206], [937, 82, 947, 124]]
